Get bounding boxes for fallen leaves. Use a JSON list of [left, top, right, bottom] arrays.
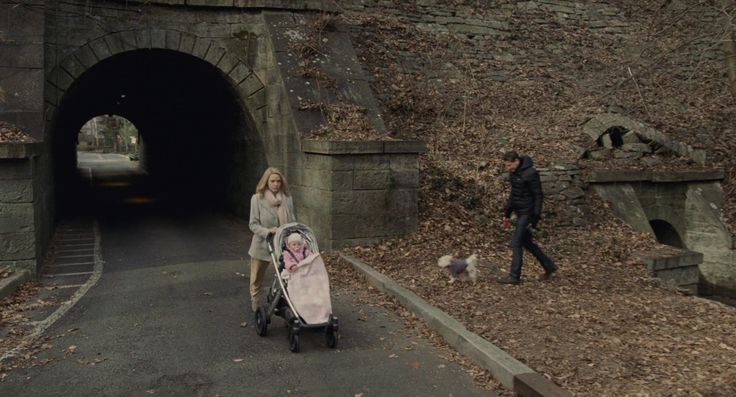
[[0, 121, 35, 143]]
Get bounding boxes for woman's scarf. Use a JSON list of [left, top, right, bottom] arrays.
[[264, 190, 290, 226]]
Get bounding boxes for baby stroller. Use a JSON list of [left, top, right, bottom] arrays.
[[254, 222, 339, 353]]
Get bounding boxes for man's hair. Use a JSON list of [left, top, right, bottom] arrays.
[[502, 151, 520, 162]]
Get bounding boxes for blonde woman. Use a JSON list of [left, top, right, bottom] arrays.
[[248, 167, 296, 312]]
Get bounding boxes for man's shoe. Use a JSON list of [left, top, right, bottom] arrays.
[[539, 268, 557, 281], [497, 276, 521, 285]]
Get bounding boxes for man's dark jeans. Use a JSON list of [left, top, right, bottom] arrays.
[[510, 214, 555, 280]]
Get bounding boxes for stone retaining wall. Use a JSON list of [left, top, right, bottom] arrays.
[[0, 143, 52, 274], [294, 140, 425, 250], [538, 165, 586, 226], [639, 249, 703, 295]]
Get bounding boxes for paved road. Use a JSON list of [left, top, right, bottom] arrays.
[[0, 153, 493, 397]]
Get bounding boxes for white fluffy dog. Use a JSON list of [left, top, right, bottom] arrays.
[[437, 254, 479, 283]]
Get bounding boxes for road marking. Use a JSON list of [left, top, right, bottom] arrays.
[[1, 221, 104, 362]]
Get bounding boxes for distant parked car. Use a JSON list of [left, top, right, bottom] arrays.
[[129, 153, 139, 161]]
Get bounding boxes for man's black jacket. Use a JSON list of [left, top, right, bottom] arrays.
[[503, 156, 543, 221]]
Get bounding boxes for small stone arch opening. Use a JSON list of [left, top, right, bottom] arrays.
[[649, 219, 685, 248], [598, 126, 627, 148], [50, 49, 262, 215]]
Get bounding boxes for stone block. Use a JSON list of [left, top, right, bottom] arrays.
[[330, 170, 354, 191], [621, 142, 651, 153], [59, 55, 86, 79], [353, 170, 390, 190], [561, 186, 585, 199], [0, 259, 35, 273], [191, 37, 211, 59], [0, 203, 35, 233], [329, 156, 355, 171], [587, 148, 612, 160], [0, 231, 35, 260], [179, 33, 197, 54], [120, 30, 139, 50], [613, 150, 642, 159], [205, 45, 226, 66], [390, 170, 419, 189], [218, 55, 239, 79], [246, 88, 267, 109], [0, 159, 32, 179], [0, 179, 33, 203], [387, 189, 418, 212], [104, 34, 126, 56], [0, 43, 43, 68], [0, 67, 44, 111], [539, 173, 557, 182], [333, 213, 387, 239], [600, 133, 613, 148], [237, 72, 264, 97], [622, 131, 640, 144], [47, 66, 75, 92], [302, 153, 332, 170], [654, 265, 700, 287], [389, 155, 419, 171], [89, 38, 112, 61], [75, 44, 99, 69], [383, 141, 427, 154], [353, 154, 390, 170], [332, 190, 387, 215], [151, 29, 167, 49]]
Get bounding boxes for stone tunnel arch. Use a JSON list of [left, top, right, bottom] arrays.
[[45, 30, 269, 214], [649, 219, 685, 248]]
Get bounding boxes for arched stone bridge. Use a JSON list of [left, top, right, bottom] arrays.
[[0, 0, 424, 272]]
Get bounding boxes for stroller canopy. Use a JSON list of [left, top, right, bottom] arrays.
[[272, 223, 320, 259]]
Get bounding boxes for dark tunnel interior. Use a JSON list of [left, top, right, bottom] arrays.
[[51, 49, 251, 216], [650, 219, 685, 249]]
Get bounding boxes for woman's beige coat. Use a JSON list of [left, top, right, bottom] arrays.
[[248, 193, 296, 261]]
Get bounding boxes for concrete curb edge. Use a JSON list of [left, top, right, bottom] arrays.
[[340, 253, 572, 397], [0, 269, 31, 301]]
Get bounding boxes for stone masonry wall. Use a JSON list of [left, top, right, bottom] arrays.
[[0, 1, 45, 140], [295, 140, 424, 250], [0, 143, 51, 274], [538, 165, 586, 226]]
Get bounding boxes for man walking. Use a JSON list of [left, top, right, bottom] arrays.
[[497, 151, 557, 284]]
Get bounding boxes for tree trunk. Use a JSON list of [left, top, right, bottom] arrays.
[[720, 0, 736, 98]]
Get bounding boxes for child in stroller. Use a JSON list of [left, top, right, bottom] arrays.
[[254, 223, 339, 353]]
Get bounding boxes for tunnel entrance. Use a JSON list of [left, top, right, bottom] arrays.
[[649, 219, 685, 248], [51, 49, 253, 216]]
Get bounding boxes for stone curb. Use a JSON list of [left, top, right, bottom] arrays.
[[0, 269, 31, 300], [340, 254, 572, 397]]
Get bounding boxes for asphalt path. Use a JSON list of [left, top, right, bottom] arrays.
[[0, 153, 494, 397]]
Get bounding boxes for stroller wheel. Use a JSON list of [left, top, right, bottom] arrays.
[[255, 307, 268, 337], [288, 330, 300, 353], [325, 326, 338, 349]]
